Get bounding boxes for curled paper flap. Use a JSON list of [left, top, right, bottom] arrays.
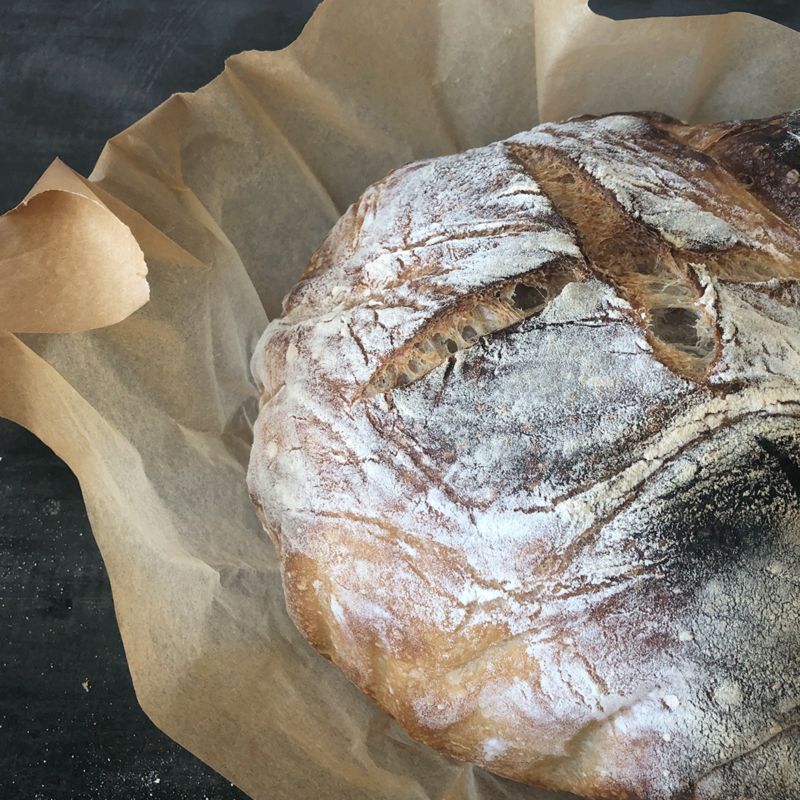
[[2, 2, 799, 799], [0, 160, 149, 334]]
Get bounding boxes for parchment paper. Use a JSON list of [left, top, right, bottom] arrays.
[[2, 2, 799, 798]]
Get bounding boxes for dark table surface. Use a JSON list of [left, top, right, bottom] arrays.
[[1, 2, 796, 799]]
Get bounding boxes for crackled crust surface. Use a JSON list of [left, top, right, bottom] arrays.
[[247, 112, 800, 800]]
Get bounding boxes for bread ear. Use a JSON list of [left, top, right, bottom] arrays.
[[510, 114, 800, 384]]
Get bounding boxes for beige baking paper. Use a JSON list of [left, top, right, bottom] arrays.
[[1, 2, 799, 798], [0, 159, 149, 333]]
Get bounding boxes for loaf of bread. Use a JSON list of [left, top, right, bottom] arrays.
[[247, 111, 800, 800]]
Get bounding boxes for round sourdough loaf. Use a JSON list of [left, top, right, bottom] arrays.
[[248, 111, 800, 800]]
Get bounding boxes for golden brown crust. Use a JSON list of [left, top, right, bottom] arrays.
[[248, 111, 800, 799]]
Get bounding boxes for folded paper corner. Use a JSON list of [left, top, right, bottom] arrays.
[[0, 172, 150, 334]]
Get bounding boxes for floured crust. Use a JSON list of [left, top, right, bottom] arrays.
[[247, 112, 800, 800]]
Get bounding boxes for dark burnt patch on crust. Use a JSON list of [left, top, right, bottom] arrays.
[[708, 113, 800, 228], [652, 432, 800, 567], [757, 436, 800, 499], [662, 111, 800, 228]]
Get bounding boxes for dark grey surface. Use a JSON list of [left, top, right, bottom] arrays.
[[590, 0, 800, 30], [0, 2, 791, 799], [0, 0, 319, 215], [0, 427, 248, 799]]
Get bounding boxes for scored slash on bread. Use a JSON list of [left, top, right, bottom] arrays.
[[355, 111, 800, 394], [248, 111, 800, 800], [363, 265, 576, 396], [283, 111, 800, 402]]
